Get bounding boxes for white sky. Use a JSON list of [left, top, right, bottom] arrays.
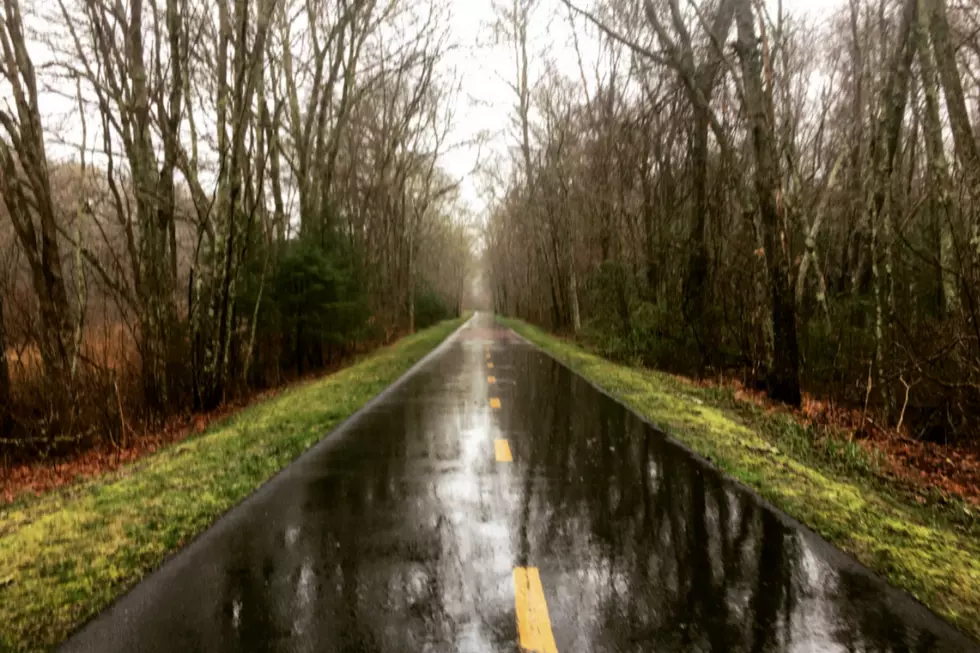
[[440, 0, 847, 216]]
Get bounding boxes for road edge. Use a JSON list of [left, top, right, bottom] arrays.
[[7, 315, 474, 653], [499, 315, 980, 649]]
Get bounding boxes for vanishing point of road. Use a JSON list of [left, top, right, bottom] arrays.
[[60, 313, 978, 652]]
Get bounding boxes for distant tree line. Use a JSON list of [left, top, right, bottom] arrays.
[[487, 0, 980, 442], [0, 0, 470, 459]]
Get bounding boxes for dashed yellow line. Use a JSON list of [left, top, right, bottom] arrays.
[[490, 397, 501, 410], [513, 567, 558, 653], [488, 375, 496, 384], [494, 439, 513, 462], [487, 362, 494, 369]]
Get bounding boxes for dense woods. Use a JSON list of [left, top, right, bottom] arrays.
[[5, 0, 980, 460], [0, 0, 471, 461], [486, 0, 980, 443]]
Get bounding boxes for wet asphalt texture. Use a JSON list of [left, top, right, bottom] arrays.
[[59, 313, 979, 652]]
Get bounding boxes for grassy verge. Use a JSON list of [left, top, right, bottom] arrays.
[[0, 315, 467, 652], [500, 317, 980, 641]]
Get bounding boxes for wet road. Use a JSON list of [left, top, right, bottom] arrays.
[[61, 313, 978, 652]]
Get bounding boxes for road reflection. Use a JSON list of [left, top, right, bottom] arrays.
[[60, 318, 977, 653], [498, 334, 967, 652]]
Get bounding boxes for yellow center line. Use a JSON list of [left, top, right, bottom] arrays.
[[494, 439, 513, 462], [488, 375, 496, 384], [513, 567, 558, 653], [487, 362, 494, 369], [490, 397, 501, 409]]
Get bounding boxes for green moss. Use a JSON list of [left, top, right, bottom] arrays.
[[500, 316, 980, 641], [0, 316, 467, 652]]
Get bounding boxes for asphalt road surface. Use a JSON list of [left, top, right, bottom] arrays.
[[60, 313, 979, 652]]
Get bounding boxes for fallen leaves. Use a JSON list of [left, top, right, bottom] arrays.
[[690, 374, 980, 508], [0, 388, 285, 505], [867, 433, 980, 508]]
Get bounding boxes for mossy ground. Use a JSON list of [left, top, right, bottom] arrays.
[[500, 317, 980, 641], [0, 316, 467, 652]]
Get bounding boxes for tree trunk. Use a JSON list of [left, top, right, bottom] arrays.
[[0, 0, 75, 383], [734, 0, 802, 406], [643, 0, 735, 359], [927, 0, 980, 301], [927, 0, 980, 204], [0, 290, 10, 438], [198, 0, 276, 408], [641, 142, 658, 299], [407, 216, 415, 333], [568, 252, 581, 334], [796, 155, 841, 326], [686, 111, 710, 327], [916, 0, 957, 316]]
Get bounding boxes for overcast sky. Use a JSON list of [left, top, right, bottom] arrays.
[[26, 0, 848, 222], [441, 0, 847, 216]]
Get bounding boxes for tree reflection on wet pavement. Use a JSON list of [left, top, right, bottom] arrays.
[[60, 314, 979, 653]]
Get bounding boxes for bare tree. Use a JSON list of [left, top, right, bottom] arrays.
[[642, 0, 736, 355], [732, 0, 801, 404], [1, 0, 470, 457], [0, 0, 77, 385], [488, 0, 980, 433], [0, 287, 9, 437]]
